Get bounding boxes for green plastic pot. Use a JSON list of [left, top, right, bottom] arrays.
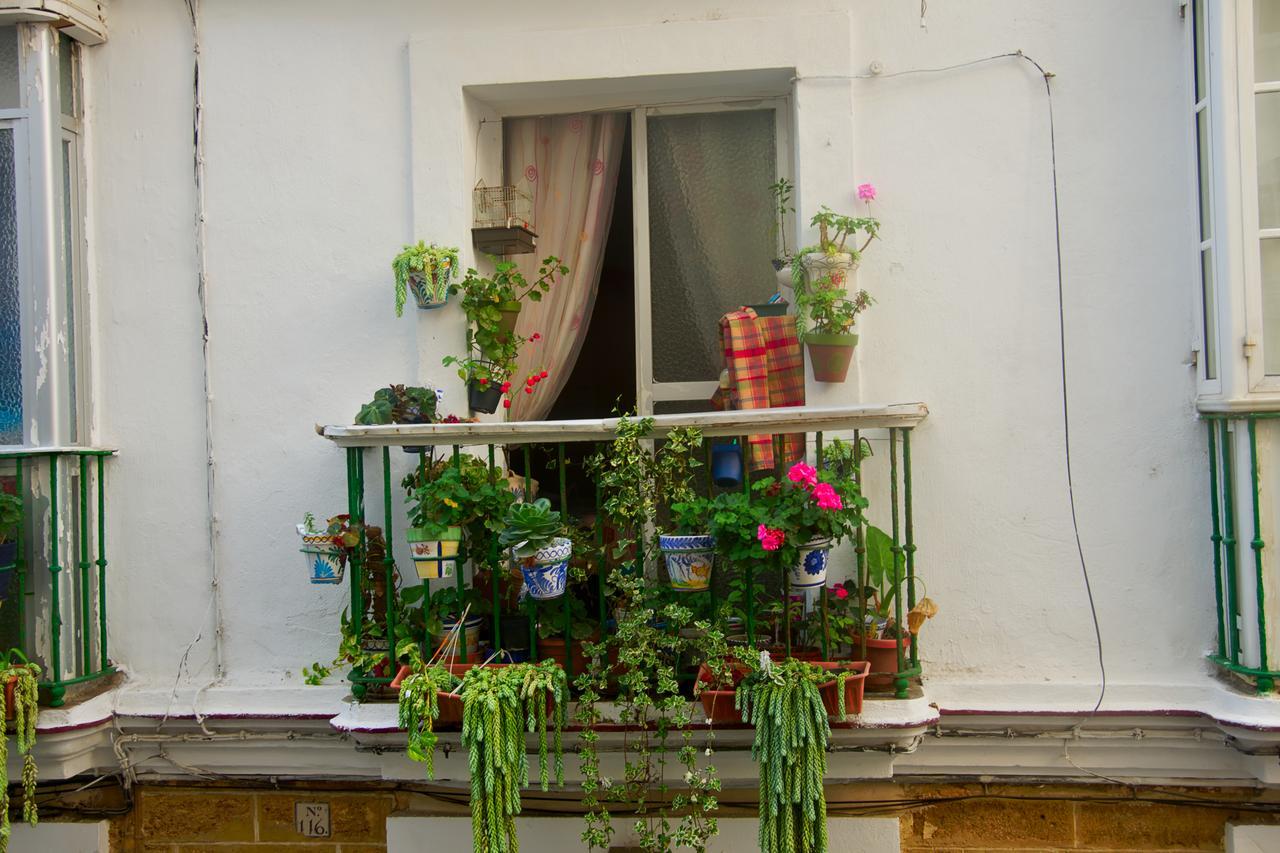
[[806, 332, 858, 383], [497, 301, 522, 340]]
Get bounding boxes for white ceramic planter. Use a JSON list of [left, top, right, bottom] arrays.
[[297, 525, 345, 585], [658, 533, 715, 592], [517, 536, 571, 600], [790, 537, 832, 589]]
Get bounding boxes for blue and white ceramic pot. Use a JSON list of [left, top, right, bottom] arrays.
[[407, 526, 462, 580], [790, 537, 832, 589], [297, 525, 345, 585], [658, 533, 715, 592], [517, 536, 571, 600]]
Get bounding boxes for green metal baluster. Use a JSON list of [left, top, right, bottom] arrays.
[[14, 457, 24, 654], [816, 432, 829, 660], [595, 449, 607, 634], [1222, 420, 1242, 664], [704, 440, 717, 624], [382, 448, 396, 678], [78, 454, 90, 674], [558, 443, 572, 679], [489, 444, 501, 653], [526, 444, 535, 660], [346, 448, 366, 700], [47, 455, 64, 706], [773, 434, 790, 655], [904, 428, 918, 669], [453, 446, 466, 665], [855, 430, 867, 663], [742, 435, 753, 644], [890, 429, 906, 698], [1247, 418, 1273, 692], [1207, 420, 1226, 660], [96, 455, 108, 671]]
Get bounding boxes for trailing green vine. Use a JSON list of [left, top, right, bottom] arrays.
[[399, 664, 461, 778], [0, 654, 40, 851], [737, 656, 831, 853], [460, 661, 568, 853]]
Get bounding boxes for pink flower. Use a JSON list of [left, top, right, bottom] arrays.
[[757, 524, 785, 552], [812, 482, 843, 510], [787, 462, 818, 489], [857, 183, 877, 202], [834, 586, 849, 600]]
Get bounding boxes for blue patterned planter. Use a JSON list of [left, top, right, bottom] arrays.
[[658, 533, 715, 592], [789, 538, 831, 589], [517, 536, 571, 600], [297, 526, 345, 585]]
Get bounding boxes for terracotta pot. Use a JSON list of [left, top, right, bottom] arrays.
[[4, 675, 15, 722], [536, 634, 598, 676], [806, 333, 857, 383], [764, 644, 822, 662], [814, 660, 870, 717], [394, 662, 558, 726], [850, 634, 911, 689], [696, 661, 751, 725]]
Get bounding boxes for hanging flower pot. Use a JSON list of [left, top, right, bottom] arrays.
[[408, 268, 451, 310], [406, 526, 462, 580], [806, 332, 858, 383], [710, 441, 743, 489], [296, 526, 345, 585], [800, 251, 858, 287], [516, 536, 571, 600], [496, 300, 522, 340], [467, 378, 502, 414], [789, 537, 831, 589], [658, 533, 715, 592]]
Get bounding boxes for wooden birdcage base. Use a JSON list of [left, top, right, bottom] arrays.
[[472, 225, 537, 256]]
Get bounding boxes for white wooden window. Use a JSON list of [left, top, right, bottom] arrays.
[[632, 99, 792, 414], [0, 23, 87, 447], [1193, 0, 1221, 385]]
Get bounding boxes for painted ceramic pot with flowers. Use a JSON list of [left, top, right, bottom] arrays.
[[791, 182, 881, 383], [751, 461, 863, 589]]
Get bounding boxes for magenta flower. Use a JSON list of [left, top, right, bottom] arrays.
[[757, 524, 786, 552], [787, 461, 818, 489], [857, 183, 877, 202], [812, 482, 843, 510]]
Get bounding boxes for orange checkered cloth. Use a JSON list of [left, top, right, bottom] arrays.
[[710, 308, 806, 471]]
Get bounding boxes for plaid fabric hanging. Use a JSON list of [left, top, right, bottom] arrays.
[[710, 308, 806, 470]]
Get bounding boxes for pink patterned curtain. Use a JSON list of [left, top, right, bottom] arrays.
[[504, 113, 625, 420]]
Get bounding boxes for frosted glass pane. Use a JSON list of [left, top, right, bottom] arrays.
[[1198, 108, 1211, 240], [0, 128, 20, 444], [0, 27, 18, 111], [648, 110, 777, 383], [1263, 239, 1280, 375], [58, 33, 78, 118], [1258, 0, 1280, 83], [1257, 93, 1280, 228], [1195, 0, 1207, 100]]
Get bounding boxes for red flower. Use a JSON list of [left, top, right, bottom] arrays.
[[540, 370, 548, 379], [478, 378, 488, 386], [503, 399, 512, 409], [527, 376, 536, 386], [524, 386, 533, 394], [500, 381, 511, 393], [531, 332, 542, 341]]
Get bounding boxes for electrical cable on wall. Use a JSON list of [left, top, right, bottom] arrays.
[[798, 50, 1107, 721]]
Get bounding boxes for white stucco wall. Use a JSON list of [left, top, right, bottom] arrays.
[[86, 0, 1213, 708]]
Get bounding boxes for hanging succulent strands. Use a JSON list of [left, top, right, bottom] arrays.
[[459, 661, 568, 853], [0, 656, 40, 852], [737, 655, 831, 853], [398, 665, 460, 779]]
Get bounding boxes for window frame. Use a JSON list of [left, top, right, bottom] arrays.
[[1192, 0, 1223, 394], [631, 97, 793, 415], [0, 23, 88, 448]]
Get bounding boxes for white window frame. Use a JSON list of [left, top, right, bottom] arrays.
[[0, 22, 88, 447], [1192, 0, 1224, 395], [631, 97, 793, 415]]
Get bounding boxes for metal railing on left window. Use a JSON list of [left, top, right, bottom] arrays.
[[0, 448, 116, 706]]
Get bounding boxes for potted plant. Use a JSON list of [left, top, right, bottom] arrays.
[[654, 426, 716, 592], [769, 177, 796, 292], [354, 384, 444, 453], [0, 493, 21, 600], [532, 594, 600, 674], [405, 453, 515, 581], [296, 512, 358, 585], [754, 460, 864, 591], [445, 255, 565, 415], [424, 587, 484, 662], [500, 498, 570, 600], [397, 662, 460, 776], [0, 649, 38, 839], [791, 185, 881, 382], [736, 654, 833, 852], [393, 241, 460, 315]]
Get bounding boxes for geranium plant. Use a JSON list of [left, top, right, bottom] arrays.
[[354, 384, 440, 426], [450, 255, 566, 359]]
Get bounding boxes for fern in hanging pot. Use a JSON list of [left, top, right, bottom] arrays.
[[736, 653, 832, 853], [0, 650, 39, 849]]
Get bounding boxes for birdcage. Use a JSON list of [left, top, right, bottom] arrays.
[[472, 184, 537, 255]]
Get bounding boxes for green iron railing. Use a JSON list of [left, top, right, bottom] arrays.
[[0, 448, 117, 706], [322, 404, 927, 702]]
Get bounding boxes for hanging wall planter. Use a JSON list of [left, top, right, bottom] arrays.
[[710, 440, 743, 489], [408, 270, 450, 310], [658, 533, 715, 592], [806, 332, 858, 383], [406, 526, 462, 580], [467, 378, 503, 414], [296, 526, 345, 585], [496, 301, 522, 340], [789, 537, 831, 589], [518, 537, 571, 600]]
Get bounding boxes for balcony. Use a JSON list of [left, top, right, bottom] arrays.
[[316, 402, 933, 748], [0, 448, 118, 707]]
